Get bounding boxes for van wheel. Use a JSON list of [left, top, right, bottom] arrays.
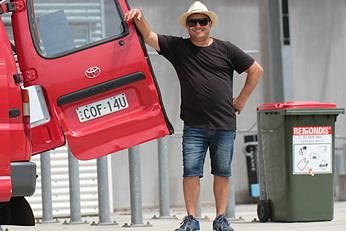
[[0, 197, 34, 226], [257, 200, 271, 222]]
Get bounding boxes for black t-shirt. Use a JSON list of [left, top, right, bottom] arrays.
[[158, 34, 254, 130]]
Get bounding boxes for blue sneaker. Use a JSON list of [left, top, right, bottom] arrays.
[[175, 215, 200, 231], [212, 215, 234, 231]]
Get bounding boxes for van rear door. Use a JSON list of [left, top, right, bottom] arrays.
[[11, 0, 172, 160]]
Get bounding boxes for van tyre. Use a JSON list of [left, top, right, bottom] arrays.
[[0, 197, 34, 226]]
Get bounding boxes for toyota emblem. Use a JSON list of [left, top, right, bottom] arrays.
[[85, 66, 101, 79]]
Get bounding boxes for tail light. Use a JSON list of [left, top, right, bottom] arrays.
[[22, 89, 30, 117], [21, 89, 31, 134]]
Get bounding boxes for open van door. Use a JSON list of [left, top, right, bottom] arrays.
[[11, 0, 173, 160]]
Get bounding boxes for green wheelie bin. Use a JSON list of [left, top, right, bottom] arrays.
[[256, 101, 344, 222]]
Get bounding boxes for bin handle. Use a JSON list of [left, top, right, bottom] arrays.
[[242, 141, 258, 157]]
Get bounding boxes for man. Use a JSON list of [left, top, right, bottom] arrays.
[[125, 1, 263, 231]]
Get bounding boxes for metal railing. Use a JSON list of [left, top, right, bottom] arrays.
[[36, 134, 240, 226]]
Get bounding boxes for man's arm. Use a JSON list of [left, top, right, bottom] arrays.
[[233, 61, 263, 114], [124, 9, 160, 51]]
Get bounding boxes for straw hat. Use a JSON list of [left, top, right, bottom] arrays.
[[178, 1, 218, 27]]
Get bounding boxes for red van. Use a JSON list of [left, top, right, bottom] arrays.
[[0, 0, 172, 225]]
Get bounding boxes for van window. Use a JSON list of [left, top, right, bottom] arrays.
[[28, 0, 125, 57]]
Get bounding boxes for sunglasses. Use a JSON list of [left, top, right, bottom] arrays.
[[186, 18, 210, 27]]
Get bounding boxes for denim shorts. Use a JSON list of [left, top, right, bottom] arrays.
[[182, 124, 236, 177]]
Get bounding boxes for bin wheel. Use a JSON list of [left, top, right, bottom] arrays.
[[257, 200, 271, 222]]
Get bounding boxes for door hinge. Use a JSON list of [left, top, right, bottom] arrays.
[[13, 73, 22, 83], [7, 0, 25, 13], [23, 68, 38, 83], [9, 108, 20, 118], [6, 2, 15, 12]]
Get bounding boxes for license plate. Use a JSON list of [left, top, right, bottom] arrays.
[[76, 93, 129, 123]]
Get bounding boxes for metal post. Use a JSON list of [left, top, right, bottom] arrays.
[[96, 156, 113, 225], [67, 148, 83, 224], [40, 152, 55, 223], [226, 176, 236, 220], [337, 144, 346, 200], [127, 146, 146, 226], [342, 144, 346, 173], [158, 137, 170, 218]]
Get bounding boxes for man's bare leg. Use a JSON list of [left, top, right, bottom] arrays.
[[183, 176, 200, 217], [214, 175, 230, 216]]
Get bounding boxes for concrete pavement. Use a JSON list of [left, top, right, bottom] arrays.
[[2, 201, 346, 231]]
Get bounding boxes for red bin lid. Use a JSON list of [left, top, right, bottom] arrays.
[[257, 101, 337, 111]]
